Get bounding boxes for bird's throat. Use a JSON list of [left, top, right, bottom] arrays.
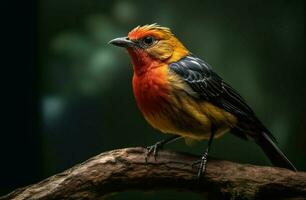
[[127, 48, 163, 76]]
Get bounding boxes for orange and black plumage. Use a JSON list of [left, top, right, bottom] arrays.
[[109, 24, 296, 176]]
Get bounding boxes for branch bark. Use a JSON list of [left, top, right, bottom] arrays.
[[1, 147, 305, 200]]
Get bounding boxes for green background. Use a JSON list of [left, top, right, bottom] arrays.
[[1, 0, 305, 199]]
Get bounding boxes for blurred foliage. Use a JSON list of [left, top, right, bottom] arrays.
[[26, 0, 306, 199]]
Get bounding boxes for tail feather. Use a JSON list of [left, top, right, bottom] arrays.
[[256, 132, 297, 171]]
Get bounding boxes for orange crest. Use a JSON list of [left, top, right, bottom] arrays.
[[128, 23, 173, 40]]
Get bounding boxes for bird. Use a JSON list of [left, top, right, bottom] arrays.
[[109, 23, 297, 177]]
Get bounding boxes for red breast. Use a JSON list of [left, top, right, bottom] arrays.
[[132, 64, 170, 115]]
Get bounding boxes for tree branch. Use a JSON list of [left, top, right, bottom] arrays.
[[1, 147, 305, 200]]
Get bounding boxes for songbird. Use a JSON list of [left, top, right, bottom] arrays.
[[109, 24, 296, 177]]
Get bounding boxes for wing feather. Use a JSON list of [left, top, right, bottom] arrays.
[[169, 54, 254, 118]]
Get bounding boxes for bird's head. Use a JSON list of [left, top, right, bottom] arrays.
[[109, 24, 189, 73]]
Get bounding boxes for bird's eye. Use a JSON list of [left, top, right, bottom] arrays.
[[142, 36, 155, 47]]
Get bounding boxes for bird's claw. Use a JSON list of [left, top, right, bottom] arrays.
[[145, 142, 162, 162], [192, 152, 208, 179]]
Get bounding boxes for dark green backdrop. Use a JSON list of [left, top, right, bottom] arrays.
[[1, 0, 305, 199]]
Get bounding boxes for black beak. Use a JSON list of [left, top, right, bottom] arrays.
[[108, 37, 135, 48]]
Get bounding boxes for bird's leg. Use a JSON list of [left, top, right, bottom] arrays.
[[146, 135, 181, 162], [193, 128, 216, 178]]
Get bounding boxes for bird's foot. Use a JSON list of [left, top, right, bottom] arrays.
[[145, 141, 163, 162], [192, 151, 209, 179]]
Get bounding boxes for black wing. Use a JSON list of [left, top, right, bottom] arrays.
[[169, 54, 254, 118], [169, 54, 276, 141]]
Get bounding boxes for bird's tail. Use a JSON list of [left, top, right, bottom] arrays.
[[256, 132, 297, 171]]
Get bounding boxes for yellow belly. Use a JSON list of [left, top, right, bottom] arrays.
[[143, 93, 237, 140]]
